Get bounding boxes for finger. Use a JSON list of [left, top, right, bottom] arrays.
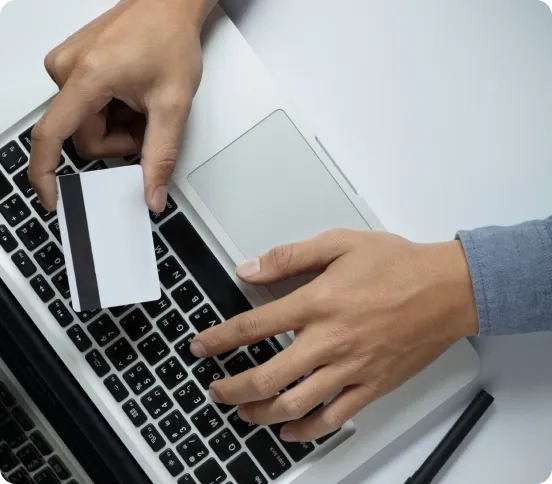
[[190, 287, 312, 358], [236, 230, 350, 284], [141, 96, 191, 213], [237, 365, 349, 425], [280, 384, 372, 442], [29, 74, 111, 210], [209, 342, 320, 405]]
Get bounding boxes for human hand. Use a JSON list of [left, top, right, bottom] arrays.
[[190, 229, 479, 442], [28, 0, 217, 213]]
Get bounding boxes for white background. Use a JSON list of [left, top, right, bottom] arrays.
[[220, 1, 552, 483]]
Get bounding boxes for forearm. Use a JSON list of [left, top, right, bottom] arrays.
[[457, 217, 552, 336]]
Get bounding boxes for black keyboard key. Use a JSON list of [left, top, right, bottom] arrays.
[[0, 171, 13, 202], [224, 352, 254, 377], [11, 407, 34, 431], [18, 127, 32, 152], [159, 410, 191, 443], [0, 225, 17, 252], [316, 429, 340, 445], [11, 250, 37, 278], [85, 349, 110, 377], [190, 305, 221, 333], [176, 434, 208, 467], [141, 386, 173, 419], [248, 337, 283, 365], [173, 381, 205, 414], [57, 165, 75, 177], [108, 304, 133, 318], [142, 291, 171, 319], [32, 467, 58, 483], [0, 444, 18, 472], [137, 333, 170, 366], [1, 195, 30, 227], [140, 424, 166, 452], [88, 314, 120, 347], [0, 382, 15, 406], [269, 423, 314, 462], [192, 359, 224, 390], [150, 195, 177, 224], [194, 458, 226, 484], [13, 169, 33, 198], [105, 338, 138, 371], [66, 325, 92, 352], [157, 310, 188, 343], [172, 280, 203, 314], [16, 218, 48, 251], [48, 220, 61, 243], [16, 444, 43, 472], [208, 429, 241, 462], [29, 432, 53, 457], [156, 356, 187, 390], [216, 350, 235, 362], [7, 468, 31, 484], [30, 197, 55, 222], [160, 448, 185, 477], [227, 453, 268, 484], [34, 242, 64, 275], [178, 475, 198, 484], [84, 160, 107, 172], [120, 309, 153, 342], [158, 256, 185, 289], [0, 419, 27, 449], [175, 333, 199, 367], [191, 404, 223, 438], [160, 213, 252, 320], [214, 402, 234, 415], [0, 141, 27, 174], [0, 401, 6, 420], [122, 399, 147, 428], [228, 412, 257, 438], [123, 363, 155, 395], [73, 306, 100, 323], [246, 429, 291, 479], [104, 375, 129, 402], [63, 137, 90, 170], [30, 275, 55, 303], [48, 455, 71, 480], [51, 270, 70, 299], [152, 233, 168, 261]]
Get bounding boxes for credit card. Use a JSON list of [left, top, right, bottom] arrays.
[[56, 165, 160, 312]]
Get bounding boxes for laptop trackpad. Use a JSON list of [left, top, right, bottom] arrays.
[[188, 110, 369, 264]]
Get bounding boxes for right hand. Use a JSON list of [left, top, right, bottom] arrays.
[[29, 0, 217, 213]]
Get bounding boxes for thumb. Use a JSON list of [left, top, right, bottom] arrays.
[[141, 98, 190, 213], [237, 230, 349, 284]]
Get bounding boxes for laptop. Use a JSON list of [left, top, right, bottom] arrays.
[[0, 1, 480, 483]]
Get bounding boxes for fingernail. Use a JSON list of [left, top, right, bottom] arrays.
[[190, 341, 206, 358], [150, 185, 168, 213], [209, 388, 221, 403], [237, 258, 261, 278], [238, 407, 251, 422], [280, 431, 296, 442]]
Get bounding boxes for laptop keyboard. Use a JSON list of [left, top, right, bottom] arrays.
[[0, 128, 340, 484], [0, 381, 79, 484]]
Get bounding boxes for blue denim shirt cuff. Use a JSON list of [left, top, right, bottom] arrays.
[[457, 218, 552, 336]]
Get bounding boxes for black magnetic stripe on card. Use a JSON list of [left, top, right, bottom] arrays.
[[58, 174, 101, 310]]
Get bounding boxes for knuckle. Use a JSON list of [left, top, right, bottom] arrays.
[[156, 87, 192, 114], [44, 48, 71, 82], [322, 410, 347, 431], [235, 313, 260, 342], [30, 122, 52, 145], [252, 368, 279, 398], [75, 50, 106, 76], [153, 149, 178, 177], [269, 244, 294, 273], [281, 394, 308, 420]]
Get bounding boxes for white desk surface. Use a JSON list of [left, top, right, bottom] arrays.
[[222, 0, 552, 483]]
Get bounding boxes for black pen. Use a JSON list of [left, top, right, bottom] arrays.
[[404, 390, 495, 484]]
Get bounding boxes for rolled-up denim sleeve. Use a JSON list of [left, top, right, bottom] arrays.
[[457, 217, 552, 336]]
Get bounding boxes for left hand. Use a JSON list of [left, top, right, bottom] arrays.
[[190, 229, 479, 442]]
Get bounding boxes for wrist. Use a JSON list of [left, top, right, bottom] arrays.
[[173, 0, 218, 29]]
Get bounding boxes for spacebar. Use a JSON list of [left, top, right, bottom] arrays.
[[160, 212, 253, 320]]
